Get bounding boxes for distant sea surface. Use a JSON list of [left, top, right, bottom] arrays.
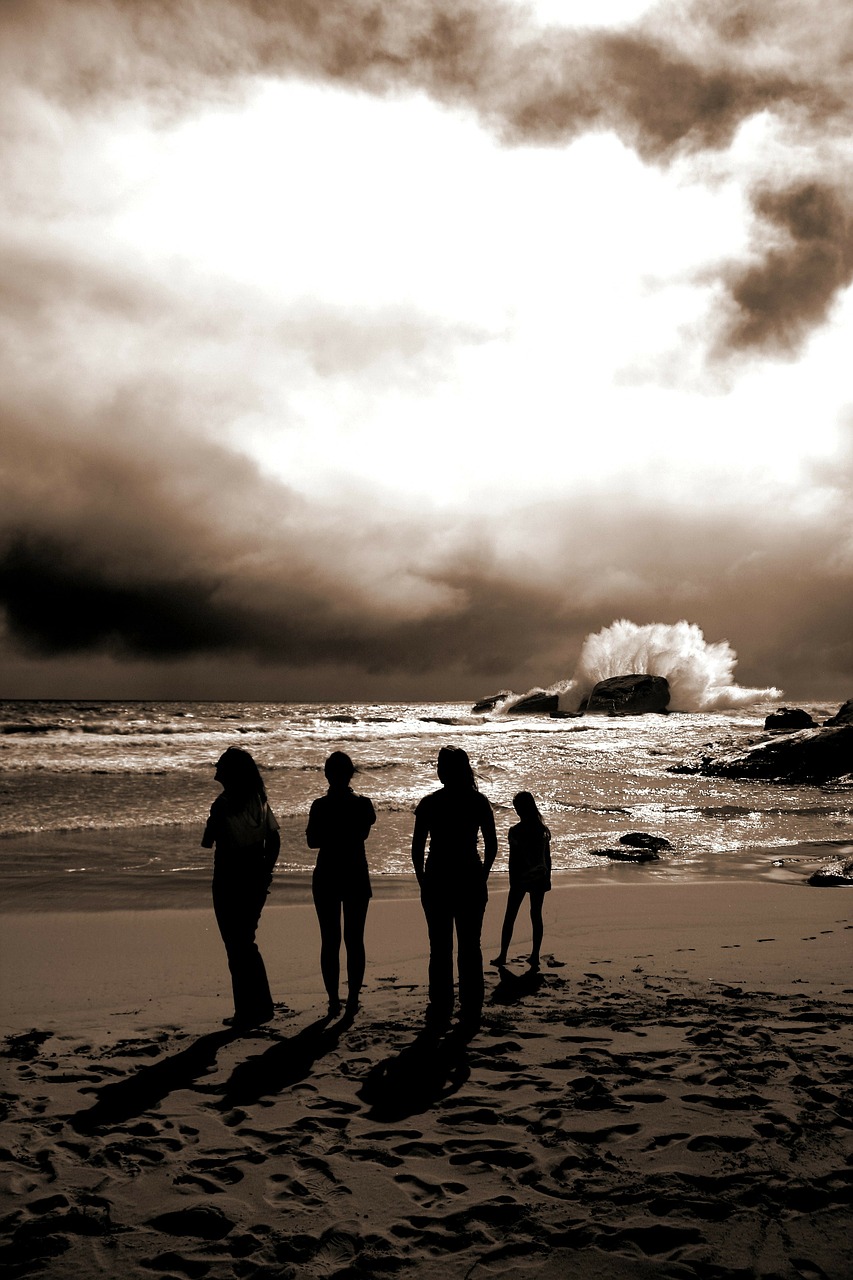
[[1, 699, 850, 910]]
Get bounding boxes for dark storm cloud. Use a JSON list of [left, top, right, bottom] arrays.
[[3, 382, 851, 695], [0, 405, 569, 675], [721, 182, 853, 355], [3, 0, 851, 356]]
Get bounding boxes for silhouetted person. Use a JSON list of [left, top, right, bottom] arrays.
[[307, 751, 376, 1018], [201, 747, 280, 1030], [491, 791, 552, 971], [412, 746, 497, 1032]]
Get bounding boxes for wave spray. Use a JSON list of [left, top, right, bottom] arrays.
[[556, 620, 781, 713]]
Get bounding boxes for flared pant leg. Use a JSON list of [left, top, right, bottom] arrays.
[[213, 875, 274, 1024], [421, 878, 486, 1023]]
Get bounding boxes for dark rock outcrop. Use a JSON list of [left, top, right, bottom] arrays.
[[589, 847, 660, 863], [471, 690, 512, 714], [579, 674, 670, 716], [807, 856, 853, 887], [764, 707, 816, 731], [506, 690, 560, 715], [619, 832, 672, 852], [824, 699, 853, 726], [673, 724, 853, 785]]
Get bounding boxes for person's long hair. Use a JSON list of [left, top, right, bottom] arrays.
[[436, 745, 477, 789], [217, 747, 267, 802], [513, 790, 550, 838]]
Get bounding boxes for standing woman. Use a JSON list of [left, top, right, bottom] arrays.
[[491, 791, 552, 971], [201, 747, 280, 1029], [306, 751, 376, 1018], [412, 746, 497, 1032]]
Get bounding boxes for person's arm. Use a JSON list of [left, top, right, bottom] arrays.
[[264, 828, 281, 872], [481, 800, 498, 877], [411, 806, 428, 886], [200, 803, 216, 848], [305, 799, 323, 849], [263, 806, 281, 872], [359, 796, 377, 841]]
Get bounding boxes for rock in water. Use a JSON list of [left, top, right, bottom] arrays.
[[678, 724, 853, 785], [471, 690, 512, 713], [579, 675, 671, 716], [619, 833, 672, 852], [764, 707, 816, 730], [824, 699, 853, 726], [589, 847, 661, 863], [506, 690, 560, 715], [807, 856, 853, 887]]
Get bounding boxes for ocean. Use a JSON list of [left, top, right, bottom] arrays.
[[1, 698, 850, 910]]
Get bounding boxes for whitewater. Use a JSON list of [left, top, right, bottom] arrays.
[[496, 620, 782, 714], [0, 622, 848, 910]]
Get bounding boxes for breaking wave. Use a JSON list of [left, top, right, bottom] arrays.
[[506, 620, 782, 714]]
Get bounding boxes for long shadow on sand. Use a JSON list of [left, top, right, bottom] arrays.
[[491, 965, 546, 1005], [69, 1029, 236, 1133], [358, 1027, 471, 1121], [213, 1014, 349, 1111]]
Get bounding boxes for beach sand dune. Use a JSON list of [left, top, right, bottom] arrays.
[[1, 883, 852, 1279]]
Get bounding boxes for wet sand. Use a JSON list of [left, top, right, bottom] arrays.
[[1, 881, 852, 1278]]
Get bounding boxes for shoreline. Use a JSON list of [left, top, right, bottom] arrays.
[[0, 835, 849, 913], [2, 879, 850, 1035]]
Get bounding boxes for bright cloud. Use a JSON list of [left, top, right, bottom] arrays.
[[1, 0, 851, 699]]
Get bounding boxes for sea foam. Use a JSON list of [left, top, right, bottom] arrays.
[[505, 620, 782, 714]]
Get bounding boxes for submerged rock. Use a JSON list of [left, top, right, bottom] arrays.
[[824, 699, 853, 726], [506, 690, 560, 715], [764, 707, 816, 731], [589, 847, 661, 863], [674, 724, 853, 785], [807, 856, 853, 887], [579, 674, 670, 716]]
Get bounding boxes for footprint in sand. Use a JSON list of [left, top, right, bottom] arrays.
[[686, 1133, 753, 1153], [140, 1250, 212, 1278], [681, 1091, 769, 1110], [446, 1137, 535, 1169], [266, 1157, 350, 1208], [394, 1173, 467, 1207], [608, 1222, 705, 1254], [564, 1123, 642, 1146], [176, 1150, 263, 1193], [643, 1132, 689, 1150]]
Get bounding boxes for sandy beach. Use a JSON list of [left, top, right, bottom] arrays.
[[1, 878, 851, 1279]]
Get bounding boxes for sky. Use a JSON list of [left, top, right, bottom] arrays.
[[1, 0, 852, 702]]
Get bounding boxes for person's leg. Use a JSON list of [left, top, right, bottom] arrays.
[[528, 887, 546, 969], [491, 884, 526, 965], [420, 882, 455, 1024], [342, 894, 370, 1009], [455, 884, 487, 1026], [213, 877, 274, 1025], [312, 881, 343, 1013]]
